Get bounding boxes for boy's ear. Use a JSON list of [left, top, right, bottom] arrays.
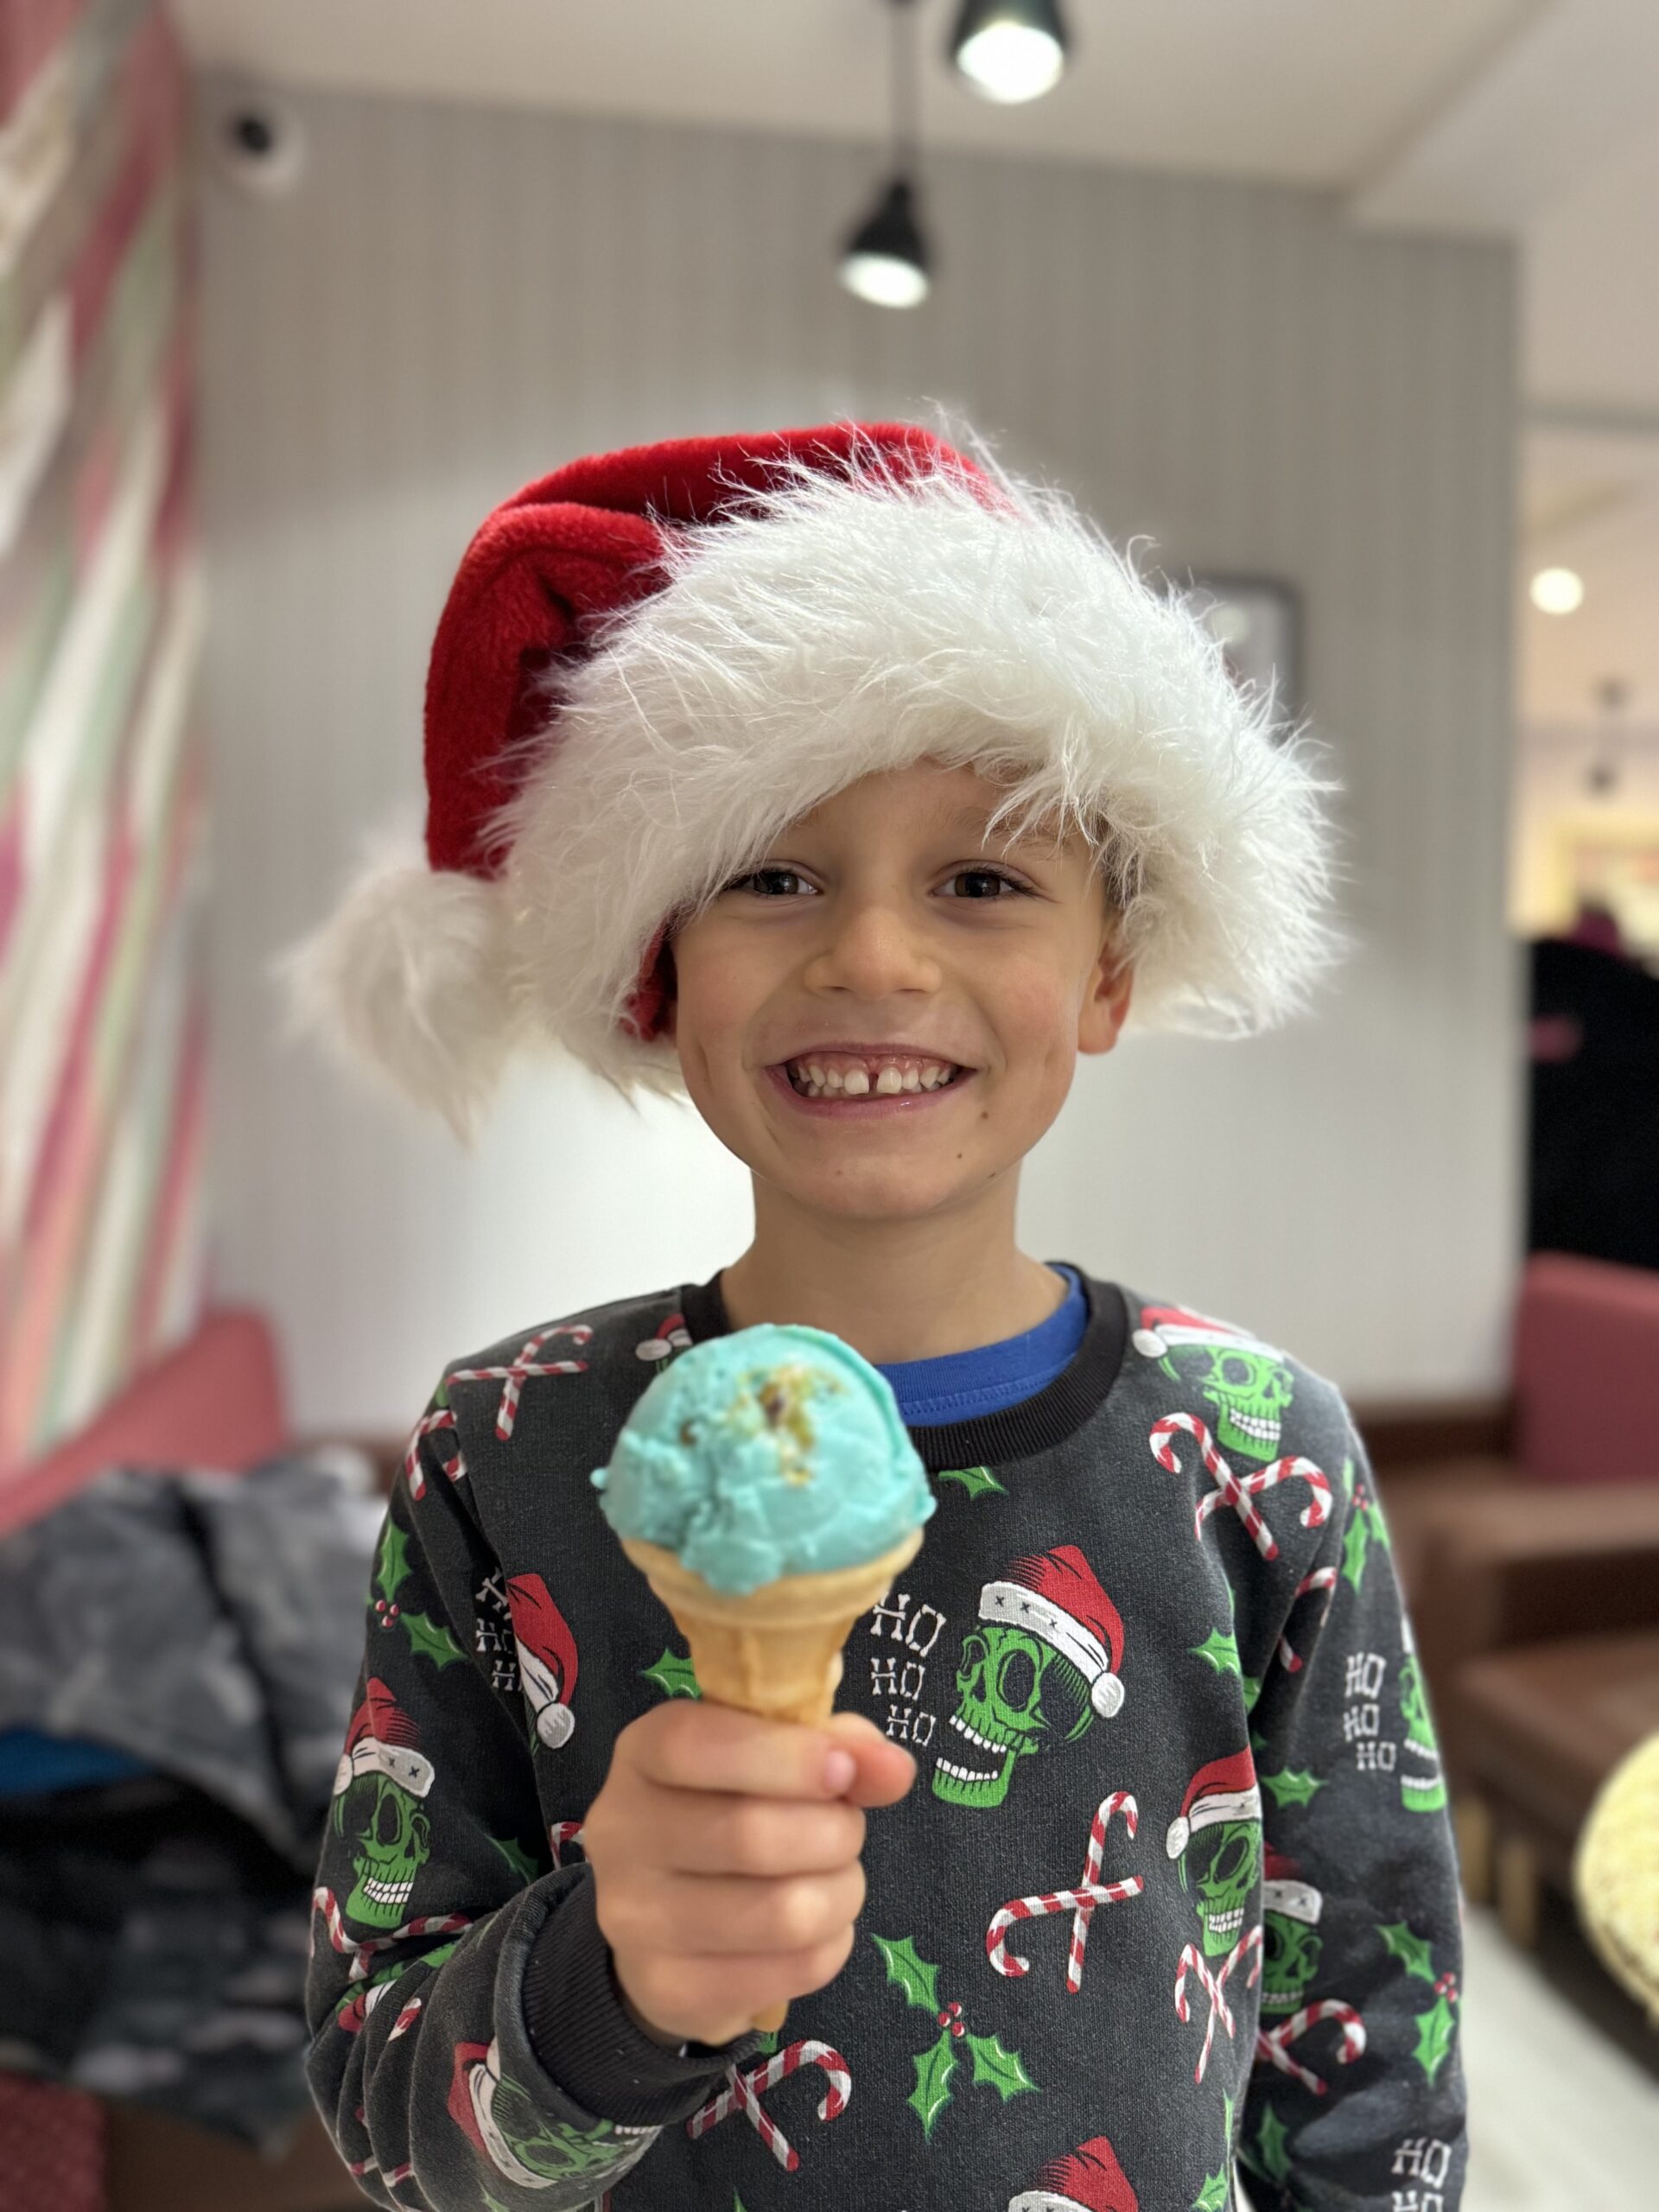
[[1077, 931, 1134, 1058]]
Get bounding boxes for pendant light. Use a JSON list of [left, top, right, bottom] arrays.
[[950, 0, 1069, 105], [840, 0, 931, 308]]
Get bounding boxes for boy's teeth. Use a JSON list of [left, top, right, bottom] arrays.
[[785, 1053, 961, 1098]]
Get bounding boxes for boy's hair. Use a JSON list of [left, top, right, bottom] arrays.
[[281, 417, 1351, 1142]]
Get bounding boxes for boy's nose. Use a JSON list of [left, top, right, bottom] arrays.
[[803, 898, 942, 998]]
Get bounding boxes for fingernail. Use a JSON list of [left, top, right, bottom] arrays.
[[823, 1748, 857, 1794]]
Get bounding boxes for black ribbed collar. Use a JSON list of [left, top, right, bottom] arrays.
[[676, 1262, 1129, 1475]]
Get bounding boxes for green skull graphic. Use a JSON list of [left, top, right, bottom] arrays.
[[932, 1624, 1095, 1809], [460, 2038, 649, 2187], [1398, 1653, 1446, 1813], [335, 1772, 434, 1930], [1262, 1908, 1322, 2012], [1179, 1820, 1262, 1957], [1197, 1348, 1294, 1463]]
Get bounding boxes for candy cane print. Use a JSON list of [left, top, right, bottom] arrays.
[[386, 1995, 423, 2041], [310, 1886, 473, 1980], [1256, 1999, 1367, 2096], [403, 1406, 465, 1500], [685, 2040, 851, 2172], [548, 1820, 586, 1869], [1276, 1567, 1338, 1674], [986, 1793, 1144, 1991], [450, 1325, 594, 1441], [1150, 1414, 1332, 1561], [1173, 1923, 1263, 2083]]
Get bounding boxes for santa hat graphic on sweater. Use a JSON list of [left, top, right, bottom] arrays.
[[1008, 2134, 1139, 2212], [1262, 1845, 1323, 1926], [1130, 1301, 1287, 1366], [332, 1677, 435, 1799], [505, 1574, 579, 1750], [980, 1545, 1125, 1720], [280, 419, 1347, 1140], [1165, 1746, 1262, 1859]]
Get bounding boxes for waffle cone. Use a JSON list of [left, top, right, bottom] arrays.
[[620, 1527, 925, 1727]]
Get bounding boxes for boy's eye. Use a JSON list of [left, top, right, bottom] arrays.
[[727, 868, 815, 898], [939, 868, 1027, 900]]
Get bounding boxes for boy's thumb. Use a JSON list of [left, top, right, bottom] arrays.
[[822, 1710, 918, 1807]]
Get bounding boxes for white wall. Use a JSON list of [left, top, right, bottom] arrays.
[[194, 85, 1522, 1430]]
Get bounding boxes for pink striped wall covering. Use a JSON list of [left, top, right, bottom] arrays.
[[0, 0, 207, 1482]]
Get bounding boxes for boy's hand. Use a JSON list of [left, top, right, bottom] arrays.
[[582, 1703, 916, 2049]]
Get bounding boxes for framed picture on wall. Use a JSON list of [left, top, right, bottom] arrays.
[[1176, 574, 1303, 728]]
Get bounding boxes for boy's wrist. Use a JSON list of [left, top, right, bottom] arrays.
[[522, 1872, 759, 2126]]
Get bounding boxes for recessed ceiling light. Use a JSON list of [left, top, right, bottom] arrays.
[[1529, 567, 1585, 615]]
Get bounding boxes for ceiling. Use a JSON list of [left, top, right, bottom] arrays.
[[166, 0, 1659, 720]]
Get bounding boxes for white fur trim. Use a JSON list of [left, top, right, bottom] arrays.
[[1008, 2196, 1089, 2212], [517, 1644, 575, 1750], [492, 424, 1351, 1101], [274, 824, 527, 1144], [1262, 1877, 1322, 1926], [334, 1737, 435, 1799], [1166, 1781, 1262, 1859]]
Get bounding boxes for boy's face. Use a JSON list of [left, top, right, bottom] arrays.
[[666, 760, 1133, 1226]]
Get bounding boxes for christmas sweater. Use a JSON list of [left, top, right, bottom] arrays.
[[305, 1268, 1468, 2212]]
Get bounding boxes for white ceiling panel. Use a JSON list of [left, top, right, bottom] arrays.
[[165, 0, 1535, 188]]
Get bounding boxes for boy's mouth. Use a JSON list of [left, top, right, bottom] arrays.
[[765, 1044, 973, 1115]]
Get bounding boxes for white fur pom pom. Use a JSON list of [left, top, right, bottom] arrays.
[[274, 841, 524, 1145]]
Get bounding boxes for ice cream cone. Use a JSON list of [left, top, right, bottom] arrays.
[[620, 1526, 924, 1727], [621, 1524, 925, 2034]]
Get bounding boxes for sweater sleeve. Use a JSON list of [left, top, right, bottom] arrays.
[[304, 1386, 748, 2210], [1237, 1398, 1469, 2212]]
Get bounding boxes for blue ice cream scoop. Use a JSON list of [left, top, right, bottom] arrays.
[[592, 1323, 935, 1596]]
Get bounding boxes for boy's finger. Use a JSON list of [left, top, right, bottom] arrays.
[[822, 1711, 919, 1807], [629, 1700, 865, 1802]]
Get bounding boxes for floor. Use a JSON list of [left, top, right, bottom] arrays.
[[1236, 1897, 1657, 2211], [1459, 1899, 1659, 2210]]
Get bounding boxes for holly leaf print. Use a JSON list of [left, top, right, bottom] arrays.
[[400, 1610, 466, 1669], [1190, 1625, 1243, 1678], [491, 1834, 542, 1887], [641, 1648, 702, 1700], [752, 2028, 781, 2056], [939, 1464, 1006, 1500], [1414, 1992, 1458, 2083], [1241, 1673, 1262, 1712], [1261, 1766, 1324, 1810], [375, 1516, 412, 1603], [1192, 2167, 1230, 2211], [1378, 1920, 1437, 1982], [872, 1931, 940, 2013], [908, 2026, 957, 2138], [1249, 2103, 1294, 2188], [1340, 1452, 1356, 1501], [965, 2031, 1037, 2104], [1341, 1506, 1373, 1594]]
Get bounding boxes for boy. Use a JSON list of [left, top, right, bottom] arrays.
[[289, 423, 1467, 2210]]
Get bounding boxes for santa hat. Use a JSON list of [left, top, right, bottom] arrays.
[[980, 1545, 1125, 1719], [1009, 2134, 1139, 2212], [280, 417, 1348, 1139], [635, 1311, 691, 1363], [1262, 1845, 1323, 1926], [1165, 1746, 1262, 1859], [332, 1677, 435, 1799], [1131, 1302, 1286, 1364], [505, 1573, 579, 1749]]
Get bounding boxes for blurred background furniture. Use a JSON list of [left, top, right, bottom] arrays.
[[0, 1306, 375, 2212], [1353, 1251, 1659, 1955]]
